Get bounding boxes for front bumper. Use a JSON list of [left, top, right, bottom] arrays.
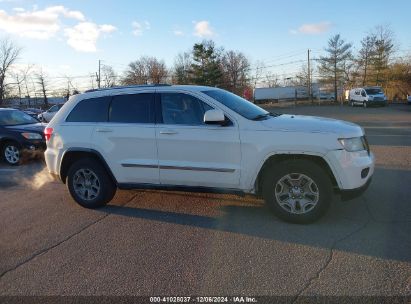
[[340, 177, 372, 201], [325, 149, 375, 191]]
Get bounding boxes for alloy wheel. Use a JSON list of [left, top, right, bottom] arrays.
[[73, 168, 101, 201], [4, 145, 20, 165], [274, 173, 320, 214]]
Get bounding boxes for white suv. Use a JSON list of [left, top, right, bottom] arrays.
[[44, 85, 374, 223]]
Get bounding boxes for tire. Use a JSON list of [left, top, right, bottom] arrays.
[[2, 141, 21, 166], [262, 160, 333, 224], [363, 101, 367, 108], [66, 158, 116, 208]]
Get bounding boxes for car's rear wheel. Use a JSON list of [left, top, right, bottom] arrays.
[[2, 141, 21, 166], [66, 158, 116, 208], [262, 160, 333, 224]]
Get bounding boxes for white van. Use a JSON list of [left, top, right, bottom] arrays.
[[349, 86, 387, 107]]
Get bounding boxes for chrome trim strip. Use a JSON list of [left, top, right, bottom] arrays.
[[121, 164, 158, 169], [160, 165, 235, 173], [121, 163, 235, 173]]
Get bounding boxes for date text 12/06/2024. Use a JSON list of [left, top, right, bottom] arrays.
[[149, 296, 257, 303]]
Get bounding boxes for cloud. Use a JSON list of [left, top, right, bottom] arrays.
[[193, 20, 214, 37], [132, 20, 150, 36], [0, 6, 86, 39], [291, 22, 332, 35], [173, 30, 184, 36], [64, 22, 116, 52]]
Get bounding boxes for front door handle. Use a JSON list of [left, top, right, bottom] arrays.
[[160, 130, 178, 135], [96, 128, 113, 133]]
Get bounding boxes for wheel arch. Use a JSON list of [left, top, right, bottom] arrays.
[[253, 153, 338, 197], [60, 148, 117, 185], [0, 137, 22, 154]]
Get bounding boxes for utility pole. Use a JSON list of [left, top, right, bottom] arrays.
[[96, 60, 101, 88], [307, 49, 312, 103], [67, 80, 70, 100]]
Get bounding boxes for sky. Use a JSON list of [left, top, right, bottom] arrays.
[[1, 0, 410, 91]]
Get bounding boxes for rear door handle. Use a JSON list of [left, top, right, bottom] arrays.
[[160, 130, 178, 135], [96, 128, 113, 133]]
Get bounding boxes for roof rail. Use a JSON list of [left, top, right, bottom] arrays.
[[84, 84, 171, 93]]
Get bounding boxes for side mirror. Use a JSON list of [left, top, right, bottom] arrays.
[[204, 109, 225, 125]]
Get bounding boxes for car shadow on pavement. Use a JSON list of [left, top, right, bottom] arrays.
[[99, 166, 411, 263]]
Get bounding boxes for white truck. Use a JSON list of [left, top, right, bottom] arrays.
[[254, 86, 309, 103]]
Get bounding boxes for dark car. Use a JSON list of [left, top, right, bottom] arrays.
[[22, 110, 40, 120], [0, 108, 46, 165], [25, 108, 43, 114]]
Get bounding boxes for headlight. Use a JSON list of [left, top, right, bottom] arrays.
[[338, 137, 365, 152], [21, 132, 42, 140]]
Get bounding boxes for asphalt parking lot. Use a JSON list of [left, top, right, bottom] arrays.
[[0, 104, 410, 299]]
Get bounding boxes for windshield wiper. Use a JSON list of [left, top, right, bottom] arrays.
[[251, 112, 281, 120]]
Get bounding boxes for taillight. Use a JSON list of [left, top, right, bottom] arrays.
[[44, 127, 53, 141]]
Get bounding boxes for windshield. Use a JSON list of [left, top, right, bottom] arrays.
[[0, 110, 39, 126], [365, 88, 383, 95], [202, 89, 269, 120]]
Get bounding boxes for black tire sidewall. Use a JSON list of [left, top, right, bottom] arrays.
[[262, 160, 333, 224], [67, 158, 116, 208]]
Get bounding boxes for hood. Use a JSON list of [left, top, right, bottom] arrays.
[[261, 114, 363, 137], [5, 122, 46, 133]]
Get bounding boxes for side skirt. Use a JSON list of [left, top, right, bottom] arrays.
[[117, 183, 248, 197]]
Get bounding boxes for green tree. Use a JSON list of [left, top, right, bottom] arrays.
[[319, 34, 352, 101], [190, 40, 222, 86]]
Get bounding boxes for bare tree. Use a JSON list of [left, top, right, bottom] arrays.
[[146, 57, 168, 84], [357, 34, 377, 86], [10, 65, 33, 106], [319, 34, 352, 101], [122, 56, 167, 85], [122, 58, 149, 85], [10, 72, 24, 100], [253, 60, 265, 88], [172, 52, 192, 84], [0, 38, 21, 104], [220, 50, 250, 94], [293, 64, 310, 86], [371, 25, 395, 85], [35, 69, 48, 107], [264, 72, 280, 88], [101, 65, 117, 87]]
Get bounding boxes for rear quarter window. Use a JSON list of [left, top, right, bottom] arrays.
[[66, 96, 111, 122]]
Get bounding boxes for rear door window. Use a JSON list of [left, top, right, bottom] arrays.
[[66, 97, 111, 122], [109, 93, 155, 123]]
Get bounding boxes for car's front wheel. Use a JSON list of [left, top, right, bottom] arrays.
[[262, 160, 333, 224], [66, 158, 116, 208], [2, 141, 21, 165], [363, 101, 368, 108]]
